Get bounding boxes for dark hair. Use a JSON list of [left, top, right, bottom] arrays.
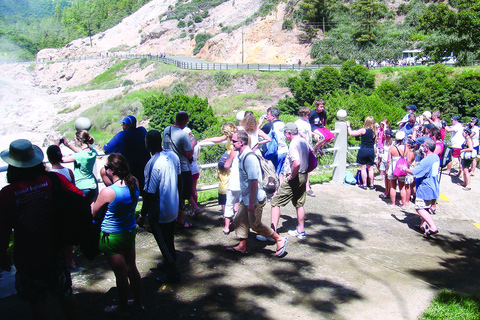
[[267, 107, 280, 118], [145, 130, 162, 153], [106, 154, 137, 200], [46, 145, 62, 164], [7, 163, 46, 184], [176, 111, 189, 123], [430, 128, 442, 141], [464, 128, 472, 135], [76, 130, 94, 145], [236, 130, 249, 145], [424, 139, 436, 152]]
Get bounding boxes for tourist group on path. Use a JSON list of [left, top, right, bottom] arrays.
[[1, 101, 478, 318]]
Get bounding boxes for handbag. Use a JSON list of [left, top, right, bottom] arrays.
[[461, 149, 478, 160], [393, 146, 408, 177]]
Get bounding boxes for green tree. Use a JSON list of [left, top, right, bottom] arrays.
[[350, 0, 387, 43], [417, 1, 480, 64]]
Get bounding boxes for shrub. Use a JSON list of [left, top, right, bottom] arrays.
[[122, 79, 134, 87], [179, 32, 187, 38], [193, 33, 213, 55], [177, 20, 186, 28], [282, 19, 293, 30], [189, 34, 194, 40], [188, 20, 194, 26], [193, 14, 203, 23], [143, 93, 218, 137], [170, 82, 188, 95], [213, 71, 231, 87], [202, 10, 209, 18]]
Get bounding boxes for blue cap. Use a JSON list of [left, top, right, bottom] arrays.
[[119, 115, 137, 125], [451, 115, 460, 122], [406, 105, 417, 111]]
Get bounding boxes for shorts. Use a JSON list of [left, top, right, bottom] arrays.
[[15, 258, 73, 304], [315, 127, 335, 142], [379, 159, 387, 171], [225, 189, 241, 219], [462, 158, 473, 168], [82, 187, 98, 204], [99, 228, 136, 255], [452, 148, 461, 158], [357, 148, 375, 165], [272, 153, 287, 175], [414, 198, 435, 210], [271, 172, 307, 208], [218, 193, 227, 206], [180, 170, 193, 201]]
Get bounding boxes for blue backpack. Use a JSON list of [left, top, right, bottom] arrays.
[[261, 129, 278, 160]]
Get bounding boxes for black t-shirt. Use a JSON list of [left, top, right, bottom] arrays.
[[309, 110, 327, 131], [261, 120, 281, 134]]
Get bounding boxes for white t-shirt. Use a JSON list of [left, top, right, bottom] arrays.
[[471, 126, 479, 148], [295, 118, 313, 148], [190, 144, 200, 175], [450, 123, 464, 148], [272, 121, 288, 155], [144, 150, 181, 223], [284, 135, 309, 174], [238, 147, 266, 204], [227, 154, 240, 191]]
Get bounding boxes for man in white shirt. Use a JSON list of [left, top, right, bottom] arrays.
[[444, 115, 464, 175], [295, 106, 315, 197], [270, 123, 310, 240], [226, 130, 288, 257]]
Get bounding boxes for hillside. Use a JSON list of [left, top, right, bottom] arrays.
[[37, 0, 316, 64]]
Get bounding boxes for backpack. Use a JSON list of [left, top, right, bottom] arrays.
[[261, 127, 279, 160], [48, 172, 100, 260], [344, 171, 357, 185], [242, 152, 280, 193], [440, 142, 453, 168]]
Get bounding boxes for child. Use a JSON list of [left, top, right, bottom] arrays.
[[189, 143, 202, 216], [217, 153, 230, 215], [310, 99, 335, 155]]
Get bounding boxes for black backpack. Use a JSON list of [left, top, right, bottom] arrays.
[[440, 142, 453, 169], [48, 172, 100, 260]]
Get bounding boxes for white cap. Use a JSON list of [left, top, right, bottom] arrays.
[[395, 131, 405, 140], [423, 111, 432, 118], [236, 111, 246, 122]]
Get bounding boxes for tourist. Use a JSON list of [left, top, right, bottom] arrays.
[[346, 116, 376, 190], [444, 115, 464, 175], [295, 106, 316, 197], [458, 128, 474, 191], [310, 99, 335, 155], [91, 154, 143, 316]]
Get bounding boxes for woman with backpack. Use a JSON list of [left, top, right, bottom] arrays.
[[91, 154, 143, 316], [458, 128, 475, 191]]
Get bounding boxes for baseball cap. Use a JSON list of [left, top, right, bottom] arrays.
[[119, 115, 137, 125], [451, 115, 460, 122], [280, 122, 298, 132], [406, 105, 417, 111], [395, 131, 405, 140]]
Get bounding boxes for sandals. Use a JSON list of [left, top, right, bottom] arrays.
[[379, 193, 388, 199], [358, 185, 367, 190], [175, 221, 193, 229], [423, 229, 439, 238], [275, 237, 289, 258]]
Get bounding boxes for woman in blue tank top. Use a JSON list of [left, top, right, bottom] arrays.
[[92, 154, 143, 316]]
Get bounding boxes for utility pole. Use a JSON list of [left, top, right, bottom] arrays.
[[242, 25, 244, 63]]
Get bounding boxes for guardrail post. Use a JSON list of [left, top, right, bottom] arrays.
[[332, 120, 348, 183]]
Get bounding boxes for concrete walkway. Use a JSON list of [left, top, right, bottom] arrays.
[[1, 167, 479, 319]]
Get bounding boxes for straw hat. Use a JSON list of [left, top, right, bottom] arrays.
[[1, 139, 44, 168]]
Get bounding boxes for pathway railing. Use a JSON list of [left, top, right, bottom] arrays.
[[0, 120, 357, 189]]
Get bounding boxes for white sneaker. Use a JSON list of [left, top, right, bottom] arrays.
[[288, 229, 306, 240], [256, 234, 275, 242]]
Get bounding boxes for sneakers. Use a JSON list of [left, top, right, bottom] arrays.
[[306, 189, 316, 197], [288, 229, 306, 240], [256, 234, 275, 242]]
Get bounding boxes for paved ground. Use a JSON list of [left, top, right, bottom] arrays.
[[1, 164, 480, 319]]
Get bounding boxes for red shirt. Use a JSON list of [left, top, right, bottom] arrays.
[[0, 173, 83, 272]]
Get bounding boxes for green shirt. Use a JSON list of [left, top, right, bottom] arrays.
[[73, 147, 98, 189]]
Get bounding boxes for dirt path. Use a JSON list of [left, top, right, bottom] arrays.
[[1, 167, 479, 319]]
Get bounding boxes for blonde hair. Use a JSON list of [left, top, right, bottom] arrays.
[[298, 107, 311, 117], [364, 116, 376, 137], [221, 122, 237, 138], [240, 113, 257, 132]]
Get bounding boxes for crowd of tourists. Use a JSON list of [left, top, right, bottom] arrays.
[[1, 102, 478, 318]]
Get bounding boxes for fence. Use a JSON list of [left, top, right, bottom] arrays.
[[0, 120, 359, 191]]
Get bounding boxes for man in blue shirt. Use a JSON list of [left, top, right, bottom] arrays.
[[404, 139, 440, 238], [103, 115, 150, 193]]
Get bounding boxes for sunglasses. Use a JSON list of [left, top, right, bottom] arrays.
[[104, 165, 111, 171], [231, 139, 240, 143]]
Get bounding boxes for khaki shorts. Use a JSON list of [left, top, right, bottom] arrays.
[[414, 198, 435, 210], [271, 172, 307, 208]]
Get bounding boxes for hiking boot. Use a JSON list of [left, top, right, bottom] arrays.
[[256, 234, 275, 242], [288, 229, 306, 240]]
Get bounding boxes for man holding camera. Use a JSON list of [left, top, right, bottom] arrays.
[[163, 111, 196, 228]]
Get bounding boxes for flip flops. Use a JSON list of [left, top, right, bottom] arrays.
[[276, 237, 289, 258], [226, 246, 247, 255], [175, 221, 193, 229]]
